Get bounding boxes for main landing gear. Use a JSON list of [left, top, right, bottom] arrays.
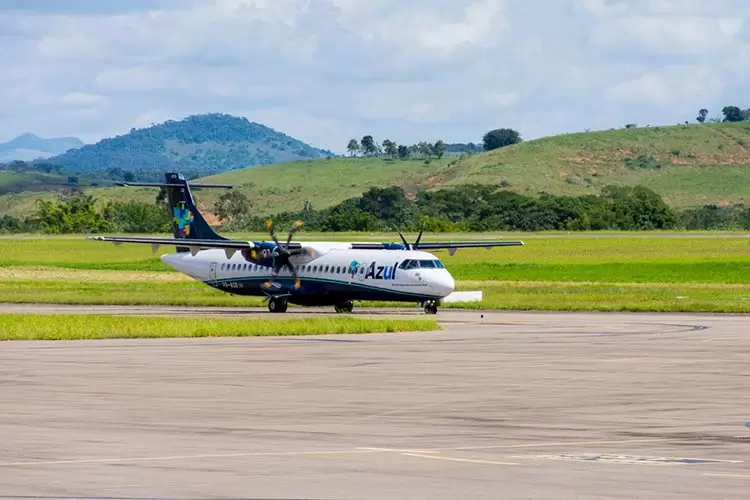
[[423, 300, 439, 315], [268, 297, 288, 313], [334, 301, 354, 314]]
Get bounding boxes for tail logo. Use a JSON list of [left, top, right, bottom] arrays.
[[173, 202, 194, 238]]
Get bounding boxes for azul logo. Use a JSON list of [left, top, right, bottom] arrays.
[[363, 261, 398, 280], [172, 202, 194, 239], [349, 260, 360, 276]]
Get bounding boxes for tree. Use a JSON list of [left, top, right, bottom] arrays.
[[742, 109, 750, 122], [431, 140, 446, 159], [361, 135, 376, 156], [382, 139, 398, 159], [482, 128, 522, 151], [346, 139, 360, 157], [397, 145, 410, 160], [417, 141, 433, 158], [696, 108, 708, 123], [214, 190, 251, 221], [722, 106, 743, 122]]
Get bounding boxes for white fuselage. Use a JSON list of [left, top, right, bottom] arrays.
[[160, 243, 455, 304]]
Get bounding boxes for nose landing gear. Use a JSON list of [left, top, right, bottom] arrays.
[[423, 300, 439, 315], [334, 301, 354, 313]]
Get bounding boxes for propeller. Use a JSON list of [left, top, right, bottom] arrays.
[[394, 224, 424, 250], [266, 219, 304, 289]]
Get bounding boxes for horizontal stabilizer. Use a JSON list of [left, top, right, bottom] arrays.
[[116, 182, 233, 189]]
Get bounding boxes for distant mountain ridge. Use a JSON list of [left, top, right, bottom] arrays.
[[44, 113, 332, 181], [0, 133, 83, 162]]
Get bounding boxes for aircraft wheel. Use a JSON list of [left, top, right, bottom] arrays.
[[268, 297, 288, 313], [424, 304, 438, 315], [337, 301, 354, 313]]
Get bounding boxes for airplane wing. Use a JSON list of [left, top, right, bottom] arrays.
[[350, 240, 524, 251], [412, 241, 524, 250]]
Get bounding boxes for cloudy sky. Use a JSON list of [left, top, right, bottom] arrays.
[[1, 0, 748, 152]]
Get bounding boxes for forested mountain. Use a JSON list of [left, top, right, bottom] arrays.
[[44, 113, 332, 181], [0, 133, 83, 162]]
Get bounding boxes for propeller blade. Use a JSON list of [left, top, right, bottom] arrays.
[[394, 225, 410, 249], [286, 220, 303, 247], [284, 260, 301, 289], [414, 223, 425, 249], [267, 219, 284, 250]]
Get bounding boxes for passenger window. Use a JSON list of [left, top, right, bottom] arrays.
[[313, 266, 317, 272], [324, 265, 329, 273], [221, 263, 225, 270]]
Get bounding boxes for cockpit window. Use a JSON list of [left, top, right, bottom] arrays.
[[418, 260, 436, 268], [399, 260, 419, 270], [433, 260, 444, 269]]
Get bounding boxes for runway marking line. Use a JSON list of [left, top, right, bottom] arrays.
[[358, 447, 440, 454], [434, 438, 670, 451], [401, 452, 517, 466], [703, 473, 750, 479], [0, 437, 730, 468], [0, 449, 379, 467]]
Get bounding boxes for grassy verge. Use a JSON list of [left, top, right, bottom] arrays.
[[2, 236, 749, 283], [1, 278, 749, 313], [467, 281, 750, 313], [1, 234, 749, 313], [0, 314, 438, 341]]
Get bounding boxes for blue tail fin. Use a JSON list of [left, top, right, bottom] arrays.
[[164, 173, 227, 243]]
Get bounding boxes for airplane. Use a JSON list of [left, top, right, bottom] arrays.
[[88, 173, 524, 314]]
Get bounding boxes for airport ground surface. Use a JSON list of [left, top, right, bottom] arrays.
[[1, 307, 749, 499]]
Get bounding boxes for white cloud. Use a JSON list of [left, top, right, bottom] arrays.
[[482, 91, 521, 109], [591, 16, 741, 56], [606, 67, 724, 107], [61, 91, 107, 106], [94, 66, 182, 92], [0, 0, 747, 150], [366, 0, 508, 62]]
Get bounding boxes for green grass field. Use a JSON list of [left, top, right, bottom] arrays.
[[1, 122, 749, 218], [0, 314, 438, 341], [0, 233, 748, 312], [0, 170, 70, 196]]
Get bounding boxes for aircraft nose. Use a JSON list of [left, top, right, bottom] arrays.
[[432, 271, 455, 297]]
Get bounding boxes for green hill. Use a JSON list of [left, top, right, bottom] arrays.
[[41, 113, 332, 181], [2, 122, 749, 218]]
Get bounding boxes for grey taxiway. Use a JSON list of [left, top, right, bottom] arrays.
[[1, 307, 749, 499]]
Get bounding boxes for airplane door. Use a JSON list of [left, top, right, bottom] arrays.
[[209, 262, 217, 281]]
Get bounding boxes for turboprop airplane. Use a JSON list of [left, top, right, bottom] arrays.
[[88, 173, 524, 314]]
